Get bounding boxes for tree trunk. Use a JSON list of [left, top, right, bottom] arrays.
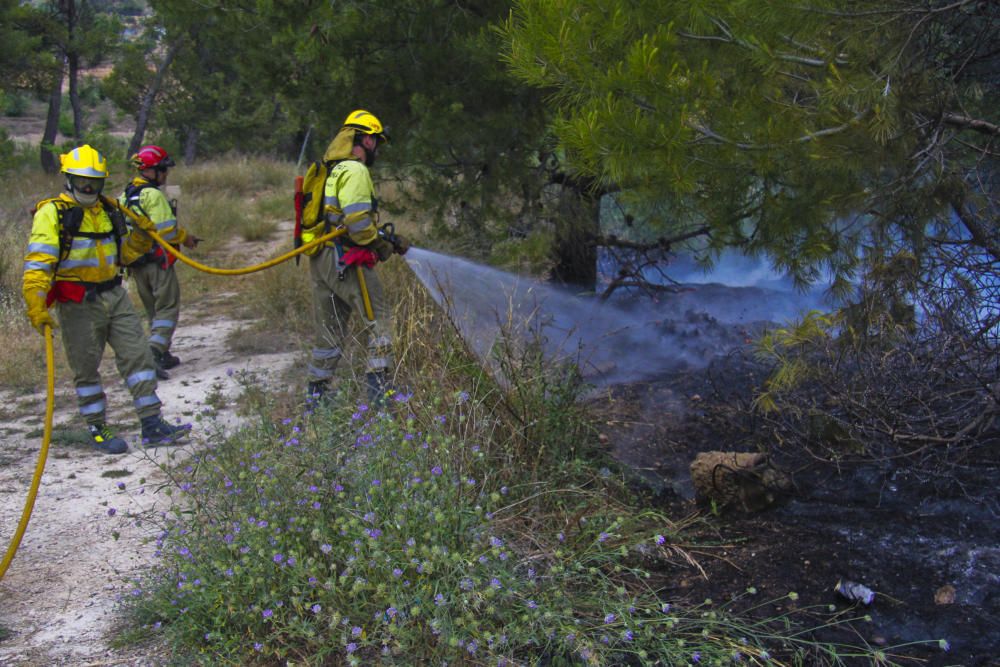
[[127, 38, 183, 157], [183, 126, 199, 164], [550, 187, 601, 291], [66, 0, 82, 141], [40, 66, 65, 174]]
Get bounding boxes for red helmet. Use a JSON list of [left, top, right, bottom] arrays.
[[131, 145, 176, 171]]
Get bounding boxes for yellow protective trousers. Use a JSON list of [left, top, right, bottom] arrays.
[[307, 245, 393, 382], [129, 261, 181, 354], [56, 285, 161, 425]]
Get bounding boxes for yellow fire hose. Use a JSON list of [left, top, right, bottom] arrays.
[[0, 324, 55, 581], [357, 265, 375, 321], [1, 200, 349, 581], [105, 197, 347, 275]]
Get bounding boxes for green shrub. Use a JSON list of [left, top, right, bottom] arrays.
[[58, 111, 74, 138], [119, 373, 900, 666], [253, 190, 292, 222], [489, 229, 555, 276], [2, 91, 30, 117], [240, 218, 278, 242], [79, 75, 105, 106]]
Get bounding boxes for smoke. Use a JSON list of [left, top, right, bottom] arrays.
[[405, 248, 834, 386]]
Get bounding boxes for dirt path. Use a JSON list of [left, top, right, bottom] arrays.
[[0, 298, 297, 666]]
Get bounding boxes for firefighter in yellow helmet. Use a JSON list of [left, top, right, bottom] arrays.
[[300, 110, 410, 404], [22, 144, 192, 454], [119, 145, 201, 380]]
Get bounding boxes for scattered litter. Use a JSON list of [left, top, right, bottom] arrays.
[[835, 578, 876, 605]]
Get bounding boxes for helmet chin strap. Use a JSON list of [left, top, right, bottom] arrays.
[[363, 144, 378, 167]]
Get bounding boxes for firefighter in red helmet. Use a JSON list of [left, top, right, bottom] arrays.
[[119, 145, 201, 379], [23, 144, 191, 453]]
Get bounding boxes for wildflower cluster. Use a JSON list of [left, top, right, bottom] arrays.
[[121, 388, 886, 665]]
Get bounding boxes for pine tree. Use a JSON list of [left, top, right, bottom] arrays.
[[499, 0, 999, 287]]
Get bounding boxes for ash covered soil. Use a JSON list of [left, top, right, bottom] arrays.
[[587, 296, 999, 667]]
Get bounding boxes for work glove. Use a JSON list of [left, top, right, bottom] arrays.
[[370, 237, 396, 262], [124, 227, 154, 256], [341, 246, 378, 269], [393, 234, 410, 256], [182, 234, 202, 249], [129, 209, 158, 234], [27, 300, 56, 335]]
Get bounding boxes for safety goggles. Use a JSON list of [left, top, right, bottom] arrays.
[[68, 175, 105, 194]]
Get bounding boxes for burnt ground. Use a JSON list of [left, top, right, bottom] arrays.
[[589, 346, 1000, 667]]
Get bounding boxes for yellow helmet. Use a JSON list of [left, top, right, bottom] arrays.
[[60, 144, 110, 178], [342, 109, 387, 142]]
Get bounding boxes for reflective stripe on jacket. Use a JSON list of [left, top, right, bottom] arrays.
[[119, 177, 188, 246], [22, 194, 151, 309]]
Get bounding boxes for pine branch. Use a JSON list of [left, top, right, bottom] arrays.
[[687, 111, 866, 150], [594, 226, 710, 251], [951, 197, 1000, 263], [942, 113, 1000, 136], [599, 278, 689, 301]]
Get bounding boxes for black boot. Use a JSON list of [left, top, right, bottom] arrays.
[[88, 423, 128, 454], [160, 349, 181, 369], [307, 380, 330, 402], [150, 349, 170, 380], [140, 415, 191, 447], [366, 371, 392, 408]]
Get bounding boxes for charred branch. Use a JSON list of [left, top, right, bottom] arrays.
[[594, 226, 711, 252], [599, 277, 690, 301], [942, 112, 1000, 136]]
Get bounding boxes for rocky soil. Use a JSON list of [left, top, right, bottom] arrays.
[[0, 299, 296, 666]]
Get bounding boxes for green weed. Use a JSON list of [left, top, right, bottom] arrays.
[[120, 361, 911, 666], [253, 190, 292, 222]]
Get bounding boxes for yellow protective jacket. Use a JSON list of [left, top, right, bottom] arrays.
[[325, 159, 379, 244], [22, 194, 153, 313], [300, 127, 380, 255], [118, 176, 189, 246]]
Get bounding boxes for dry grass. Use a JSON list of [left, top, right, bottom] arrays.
[[0, 305, 52, 392]]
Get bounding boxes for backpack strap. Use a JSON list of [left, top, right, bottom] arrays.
[[39, 198, 124, 275], [321, 159, 344, 237], [123, 181, 153, 220]]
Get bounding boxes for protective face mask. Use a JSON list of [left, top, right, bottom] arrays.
[[67, 176, 104, 206]]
